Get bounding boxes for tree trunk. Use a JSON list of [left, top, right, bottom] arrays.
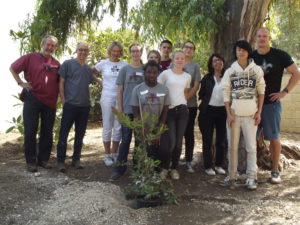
[[212, 0, 272, 65]]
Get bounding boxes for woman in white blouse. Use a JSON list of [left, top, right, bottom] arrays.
[[94, 41, 128, 166], [198, 53, 227, 176]]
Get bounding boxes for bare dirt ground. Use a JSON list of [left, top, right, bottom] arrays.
[[1, 123, 300, 225]]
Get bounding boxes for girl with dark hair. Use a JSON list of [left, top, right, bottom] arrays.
[[198, 53, 227, 176]]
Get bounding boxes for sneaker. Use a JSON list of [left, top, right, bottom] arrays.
[[170, 169, 180, 180], [109, 171, 122, 182], [205, 168, 216, 176], [270, 171, 281, 184], [37, 161, 52, 169], [72, 160, 84, 169], [57, 162, 66, 173], [111, 154, 118, 163], [160, 169, 169, 180], [186, 162, 195, 173], [104, 155, 114, 166], [219, 177, 236, 189], [27, 163, 38, 173], [246, 178, 257, 190], [215, 167, 226, 175]]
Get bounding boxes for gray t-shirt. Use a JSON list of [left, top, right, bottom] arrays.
[[184, 62, 201, 107], [116, 64, 144, 114], [59, 59, 93, 107], [130, 82, 170, 123]]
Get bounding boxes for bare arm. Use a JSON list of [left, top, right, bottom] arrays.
[[224, 102, 234, 127], [59, 77, 66, 105], [117, 85, 124, 112], [186, 81, 200, 100], [132, 106, 140, 119], [269, 63, 300, 101], [159, 105, 169, 125], [9, 66, 32, 91]]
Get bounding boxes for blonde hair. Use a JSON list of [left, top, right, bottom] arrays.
[[171, 50, 184, 59], [107, 41, 124, 57]]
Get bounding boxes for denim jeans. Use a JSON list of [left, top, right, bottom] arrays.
[[57, 103, 90, 163], [167, 105, 189, 169], [184, 107, 197, 162], [114, 114, 135, 174], [23, 90, 56, 164]]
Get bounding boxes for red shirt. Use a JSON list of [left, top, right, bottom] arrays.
[[160, 59, 172, 71], [11, 52, 60, 109]]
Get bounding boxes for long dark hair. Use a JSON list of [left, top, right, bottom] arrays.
[[207, 53, 225, 76]]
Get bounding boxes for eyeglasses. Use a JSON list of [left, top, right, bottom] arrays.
[[184, 45, 195, 50], [130, 50, 141, 53]]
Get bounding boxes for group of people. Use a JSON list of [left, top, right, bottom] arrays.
[[10, 27, 300, 190]]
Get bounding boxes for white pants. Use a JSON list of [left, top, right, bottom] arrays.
[[228, 115, 257, 180], [100, 95, 121, 142]]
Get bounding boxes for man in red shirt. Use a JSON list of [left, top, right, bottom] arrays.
[[10, 35, 60, 172]]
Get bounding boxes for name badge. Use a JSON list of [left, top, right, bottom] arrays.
[[157, 93, 165, 97], [136, 72, 143, 76], [140, 90, 149, 95]]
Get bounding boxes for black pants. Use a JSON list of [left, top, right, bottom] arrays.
[[198, 105, 227, 169], [167, 105, 189, 169], [23, 90, 56, 164], [57, 103, 90, 163], [184, 107, 198, 162]]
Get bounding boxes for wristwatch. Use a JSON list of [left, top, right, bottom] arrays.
[[282, 87, 289, 94]]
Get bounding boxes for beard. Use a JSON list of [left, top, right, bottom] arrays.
[[41, 49, 53, 57]]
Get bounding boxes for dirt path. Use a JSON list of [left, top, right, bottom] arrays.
[[1, 124, 299, 225]]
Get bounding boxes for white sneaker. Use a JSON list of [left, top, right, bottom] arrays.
[[104, 155, 114, 166], [215, 167, 226, 175], [186, 162, 195, 173], [170, 169, 180, 180], [270, 171, 282, 184], [111, 154, 118, 163], [246, 178, 257, 190], [205, 168, 216, 176], [160, 169, 169, 180]]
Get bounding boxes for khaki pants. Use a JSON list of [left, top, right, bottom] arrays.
[[228, 114, 258, 180]]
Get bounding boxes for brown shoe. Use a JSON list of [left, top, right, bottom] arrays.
[[72, 160, 84, 169], [27, 163, 38, 173], [37, 161, 52, 169]]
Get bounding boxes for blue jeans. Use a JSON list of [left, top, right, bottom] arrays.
[[167, 105, 189, 169], [57, 103, 90, 163], [23, 90, 56, 164], [114, 114, 135, 174]]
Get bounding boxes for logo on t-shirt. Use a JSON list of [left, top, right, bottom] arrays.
[[111, 65, 120, 73], [145, 93, 160, 103], [129, 72, 143, 82], [230, 71, 257, 100], [260, 59, 273, 75]]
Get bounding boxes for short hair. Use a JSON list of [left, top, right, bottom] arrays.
[[107, 41, 123, 57], [233, 40, 252, 59], [143, 60, 161, 72], [40, 35, 58, 47], [76, 42, 89, 51], [147, 50, 161, 62], [183, 41, 196, 50], [207, 53, 225, 76], [171, 50, 184, 59], [129, 43, 143, 53], [160, 39, 173, 47]]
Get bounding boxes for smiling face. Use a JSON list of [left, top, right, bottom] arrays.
[[148, 52, 160, 63], [110, 45, 122, 62], [41, 37, 57, 56], [76, 43, 89, 62], [160, 43, 172, 58], [145, 65, 159, 86], [255, 28, 271, 49], [183, 42, 195, 58], [211, 56, 224, 72], [130, 45, 142, 62], [173, 51, 185, 69]]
